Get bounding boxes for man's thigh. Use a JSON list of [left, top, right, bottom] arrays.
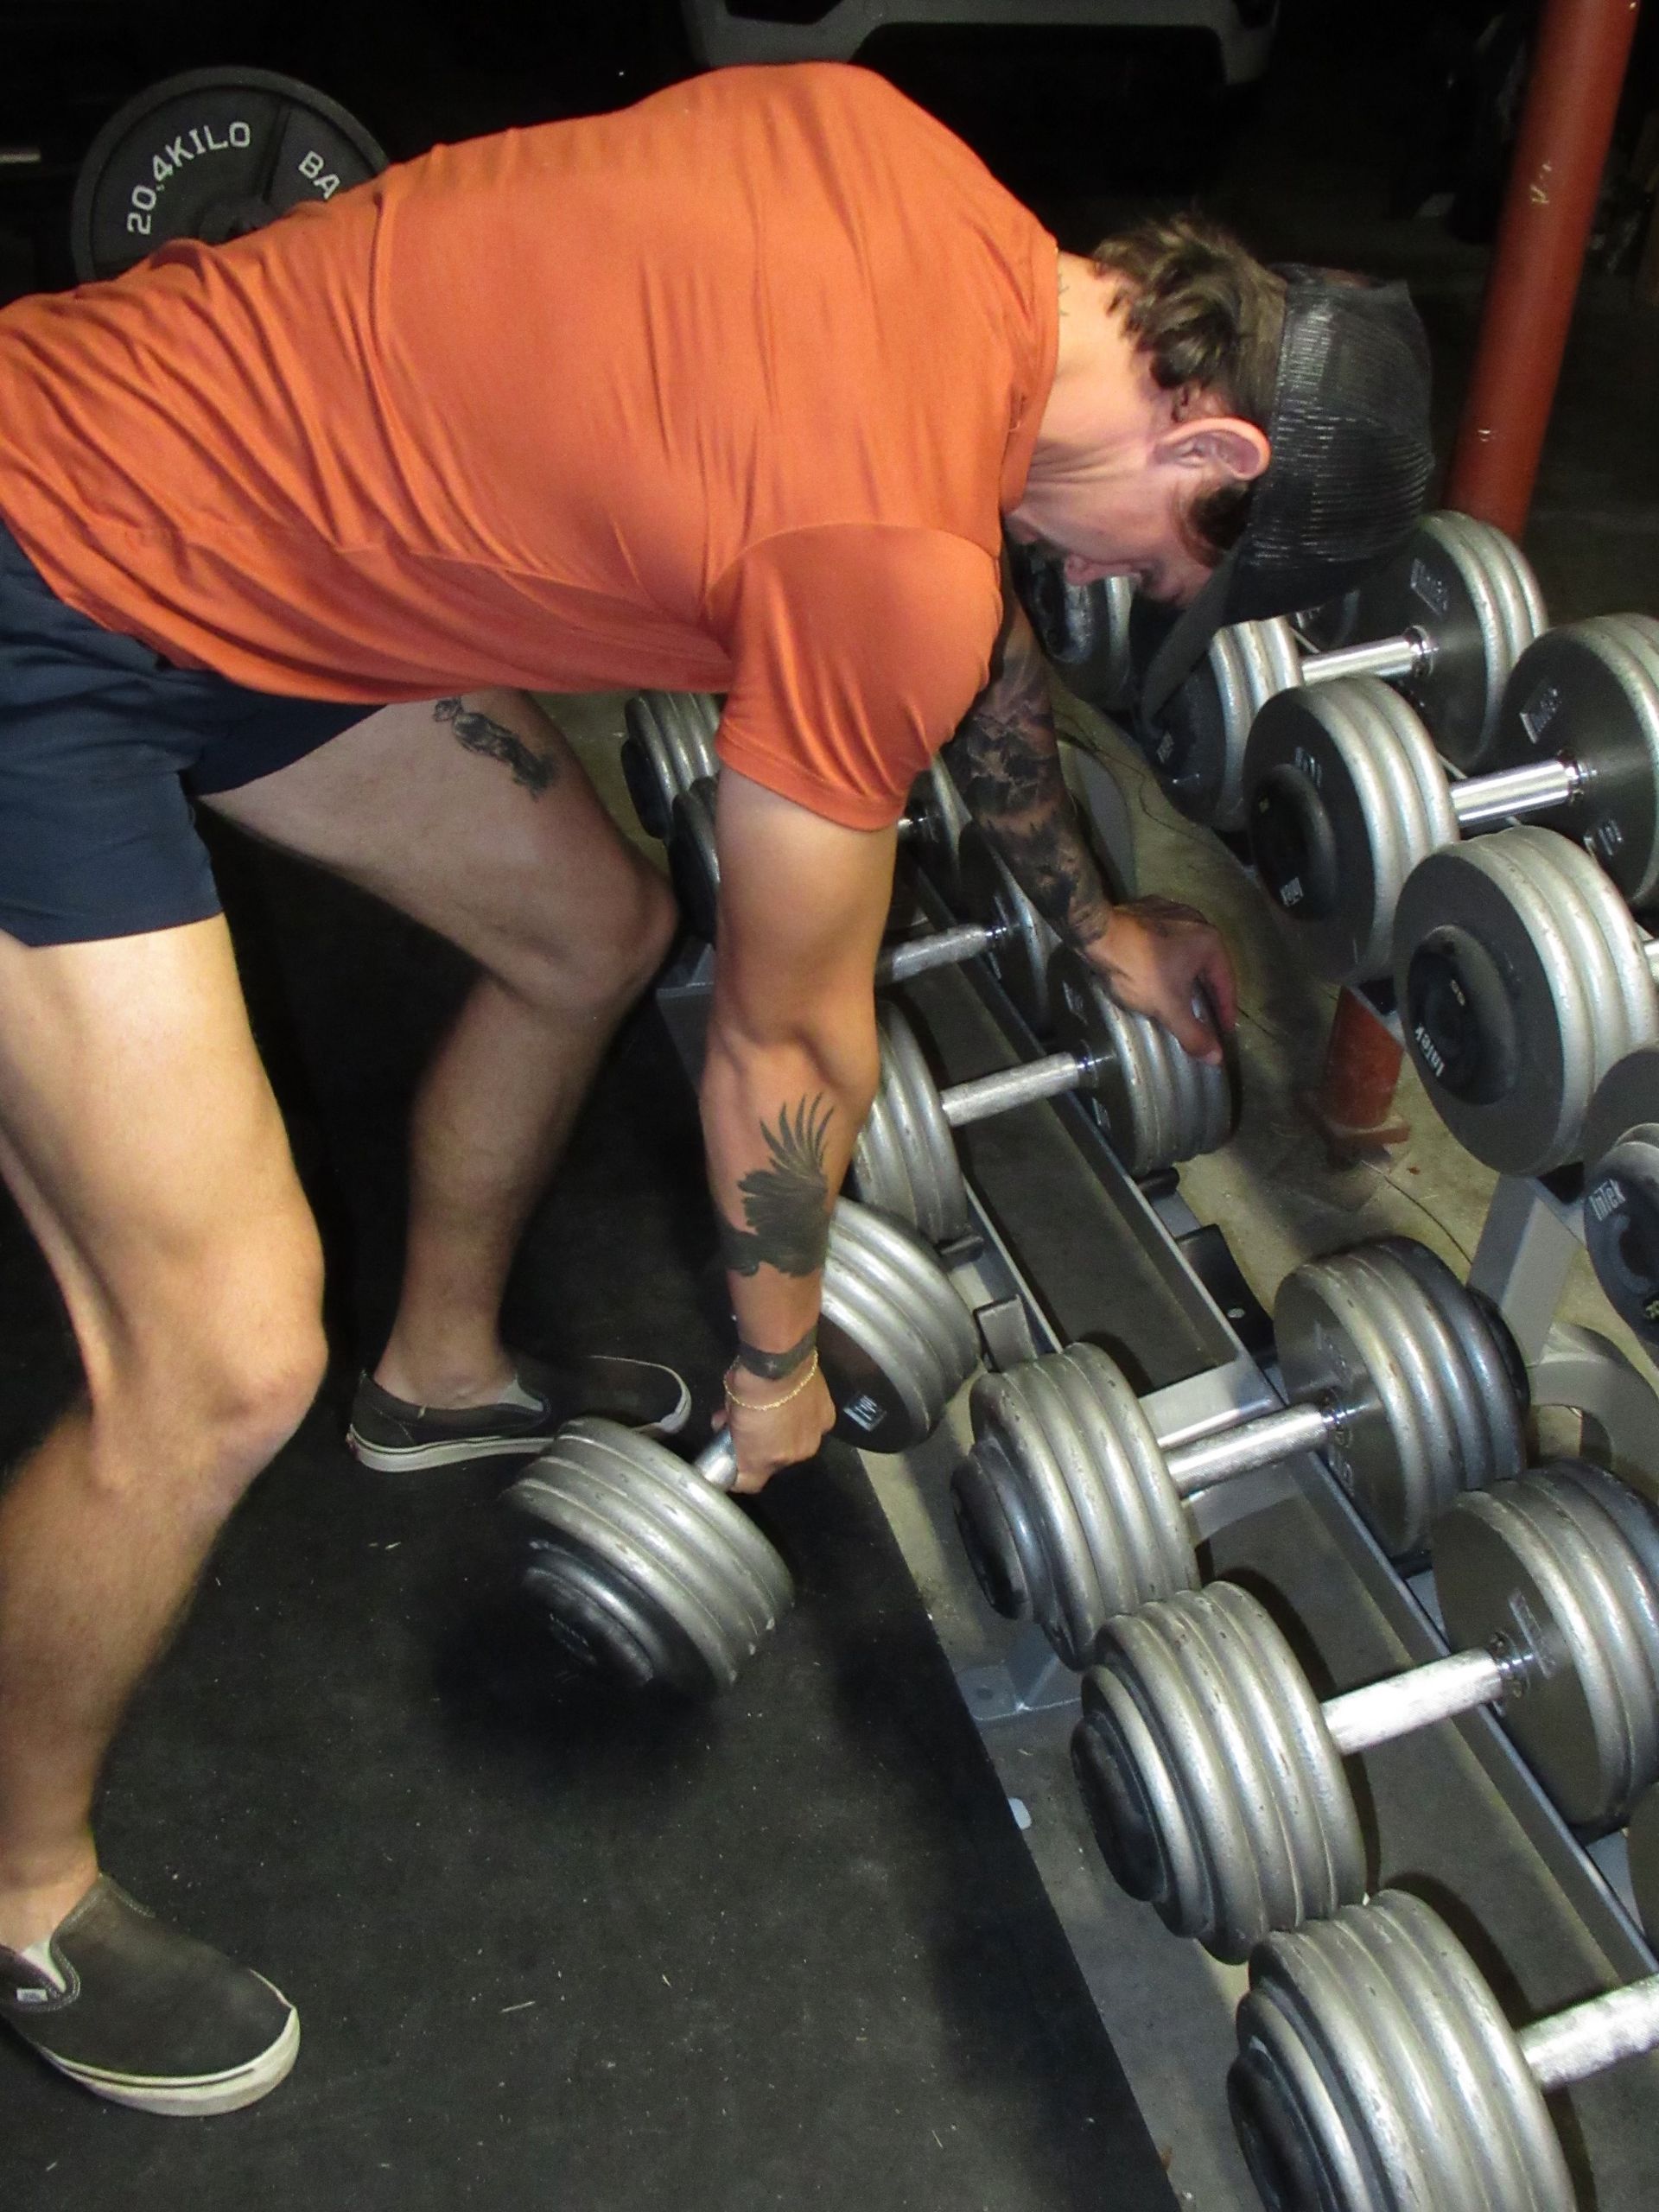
[[0, 918, 316, 1370], [204, 692, 664, 984]]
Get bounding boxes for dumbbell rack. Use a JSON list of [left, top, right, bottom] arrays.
[[654, 872, 1659, 2211]]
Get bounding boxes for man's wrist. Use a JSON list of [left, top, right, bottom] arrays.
[[731, 1324, 818, 1382]]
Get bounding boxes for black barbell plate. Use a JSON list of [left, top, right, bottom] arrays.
[[1583, 1046, 1659, 1349], [71, 67, 387, 284]]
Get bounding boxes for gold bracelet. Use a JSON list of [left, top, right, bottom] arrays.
[[722, 1350, 821, 1413]]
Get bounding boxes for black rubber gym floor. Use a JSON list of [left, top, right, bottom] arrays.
[[0, 828, 1177, 2211]]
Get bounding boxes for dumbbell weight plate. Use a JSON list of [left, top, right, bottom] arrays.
[[1075, 1585, 1364, 1961], [954, 1342, 1196, 1668], [1434, 1461, 1659, 1828], [1367, 1237, 1527, 1491], [620, 691, 720, 840], [817, 1198, 980, 1451], [1484, 613, 1659, 907], [1273, 1242, 1520, 1557], [848, 1004, 969, 1244], [667, 778, 721, 944], [953, 824, 1053, 1030], [1345, 512, 1546, 770], [1395, 826, 1658, 1174], [1230, 1891, 1576, 2212], [511, 1418, 794, 1694], [1141, 618, 1303, 831], [1246, 677, 1458, 982], [903, 757, 970, 902], [1583, 1046, 1659, 1349], [1047, 947, 1236, 1174], [71, 67, 388, 283]]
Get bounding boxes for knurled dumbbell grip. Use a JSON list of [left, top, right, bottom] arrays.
[[937, 1052, 1092, 1128], [1518, 1978, 1659, 2093], [1449, 755, 1585, 831], [877, 918, 997, 986], [1319, 1643, 1512, 1757]]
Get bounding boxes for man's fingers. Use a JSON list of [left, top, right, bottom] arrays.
[[1198, 943, 1239, 1033]]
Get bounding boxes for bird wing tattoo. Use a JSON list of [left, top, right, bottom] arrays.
[[717, 1095, 834, 1278]]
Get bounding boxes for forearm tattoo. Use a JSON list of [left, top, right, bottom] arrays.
[[434, 697, 556, 795], [944, 638, 1115, 945], [717, 1095, 834, 1279]]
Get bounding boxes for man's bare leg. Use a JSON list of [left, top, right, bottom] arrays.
[[208, 690, 677, 1406], [0, 918, 326, 1952]]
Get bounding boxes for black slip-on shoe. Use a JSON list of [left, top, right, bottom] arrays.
[[346, 1349, 692, 1472], [0, 1878, 298, 2116]]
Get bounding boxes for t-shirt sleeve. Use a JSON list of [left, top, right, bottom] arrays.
[[705, 524, 1001, 828]]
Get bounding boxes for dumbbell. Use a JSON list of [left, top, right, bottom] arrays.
[[1007, 540, 1135, 710], [1394, 824, 1659, 1175], [620, 690, 721, 840], [849, 950, 1235, 1240], [501, 1198, 980, 1694], [1230, 1888, 1659, 2212], [671, 784, 1056, 1027], [1138, 512, 1545, 830], [1584, 1046, 1659, 1352], [952, 1237, 1524, 1668], [1243, 616, 1659, 980], [1072, 1459, 1659, 1960]]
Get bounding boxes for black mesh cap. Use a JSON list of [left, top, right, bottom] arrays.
[[1224, 267, 1435, 623], [1134, 269, 1433, 726]]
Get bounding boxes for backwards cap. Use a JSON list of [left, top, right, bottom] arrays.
[[1137, 269, 1434, 720]]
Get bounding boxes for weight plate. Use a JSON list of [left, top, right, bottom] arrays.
[[1345, 512, 1544, 769], [1076, 1586, 1363, 1960], [1394, 827, 1658, 1173], [1364, 1237, 1526, 1494], [1433, 1462, 1659, 1829], [955, 825, 1053, 1030], [504, 1419, 792, 1695], [848, 1004, 969, 1244], [1583, 1046, 1659, 1348], [71, 67, 387, 284], [1245, 677, 1457, 982], [1230, 1892, 1573, 2212], [904, 757, 969, 899], [1048, 947, 1236, 1173], [1486, 613, 1659, 908], [819, 1198, 978, 1452], [957, 1341, 1195, 1665], [1144, 617, 1301, 830], [1275, 1243, 1486, 1557]]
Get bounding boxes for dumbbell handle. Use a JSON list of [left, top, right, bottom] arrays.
[[1449, 754, 1586, 831], [1517, 1974, 1659, 2093], [1301, 627, 1432, 690], [1319, 1641, 1529, 1757], [938, 1050, 1102, 1130], [1161, 1399, 1338, 1497], [695, 1429, 739, 1491], [877, 917, 1004, 988]]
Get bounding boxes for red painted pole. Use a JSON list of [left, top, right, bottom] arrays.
[[1444, 0, 1642, 539]]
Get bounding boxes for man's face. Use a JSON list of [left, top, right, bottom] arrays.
[[1006, 467, 1221, 608]]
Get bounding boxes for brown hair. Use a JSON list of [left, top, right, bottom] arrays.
[[1091, 213, 1286, 563]]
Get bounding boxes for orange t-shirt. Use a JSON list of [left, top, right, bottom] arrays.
[[0, 64, 1056, 827]]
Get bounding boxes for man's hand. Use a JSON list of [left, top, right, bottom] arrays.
[[715, 1363, 836, 1494], [1081, 895, 1238, 1066]]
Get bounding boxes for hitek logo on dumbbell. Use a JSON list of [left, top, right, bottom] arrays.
[[1071, 1460, 1659, 1962], [950, 1236, 1525, 1669]]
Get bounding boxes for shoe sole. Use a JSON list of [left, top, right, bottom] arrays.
[[37, 1982, 299, 2117], [346, 1370, 692, 1472]]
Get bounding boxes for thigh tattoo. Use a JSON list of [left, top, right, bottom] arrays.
[[434, 697, 558, 795]]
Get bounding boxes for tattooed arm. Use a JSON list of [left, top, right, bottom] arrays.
[[702, 770, 897, 1491], [944, 571, 1236, 1063]]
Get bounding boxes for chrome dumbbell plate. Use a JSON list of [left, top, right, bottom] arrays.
[[1583, 1045, 1659, 1351], [1048, 947, 1236, 1173], [621, 690, 721, 839], [1395, 825, 1659, 1174], [1142, 617, 1302, 832]]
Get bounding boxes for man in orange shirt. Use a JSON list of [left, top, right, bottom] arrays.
[[0, 64, 1431, 2111]]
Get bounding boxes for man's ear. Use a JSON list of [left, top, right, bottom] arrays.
[[1154, 416, 1271, 486]]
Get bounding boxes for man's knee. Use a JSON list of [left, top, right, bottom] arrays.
[[508, 852, 678, 1021]]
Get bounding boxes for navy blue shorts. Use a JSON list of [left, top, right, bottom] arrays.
[[0, 515, 371, 946]]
